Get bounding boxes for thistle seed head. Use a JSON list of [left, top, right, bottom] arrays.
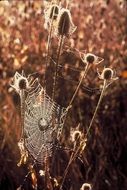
[[11, 72, 29, 94], [58, 9, 70, 37], [81, 53, 103, 65], [97, 67, 118, 86], [103, 68, 113, 80], [49, 5, 59, 20], [86, 53, 96, 64], [18, 78, 28, 89]]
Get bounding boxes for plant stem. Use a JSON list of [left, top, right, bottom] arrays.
[[86, 79, 107, 137], [67, 64, 90, 112], [60, 80, 107, 189], [60, 64, 90, 144], [52, 34, 64, 100], [59, 146, 79, 190], [44, 18, 54, 88], [20, 89, 25, 145]]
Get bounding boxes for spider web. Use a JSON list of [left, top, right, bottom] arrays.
[[23, 78, 67, 164]]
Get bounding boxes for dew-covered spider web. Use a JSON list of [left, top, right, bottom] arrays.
[[23, 78, 67, 164]]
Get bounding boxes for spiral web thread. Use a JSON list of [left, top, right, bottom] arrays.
[[23, 78, 67, 164]]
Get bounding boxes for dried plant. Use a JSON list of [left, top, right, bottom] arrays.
[[52, 7, 76, 100], [86, 67, 118, 136], [10, 71, 29, 165], [11, 6, 118, 190], [0, 1, 124, 190], [59, 124, 87, 189], [44, 2, 60, 67], [59, 67, 118, 190], [67, 52, 104, 109]]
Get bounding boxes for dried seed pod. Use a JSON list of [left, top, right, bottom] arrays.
[[57, 8, 76, 37], [86, 53, 96, 64], [97, 67, 118, 89], [97, 67, 116, 81], [10, 72, 29, 94], [49, 5, 59, 20], [58, 10, 70, 36], [44, 3, 60, 30], [103, 68, 113, 80], [18, 78, 28, 89], [81, 53, 104, 65]]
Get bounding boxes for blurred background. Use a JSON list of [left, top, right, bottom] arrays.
[[0, 0, 127, 190]]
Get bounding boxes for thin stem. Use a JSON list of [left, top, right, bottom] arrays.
[[86, 79, 107, 137], [60, 64, 90, 143], [52, 34, 64, 100], [60, 129, 84, 190], [59, 146, 79, 190], [67, 64, 90, 110], [20, 90, 25, 145], [44, 18, 54, 88], [60, 80, 107, 189], [47, 19, 54, 62], [59, 152, 74, 190]]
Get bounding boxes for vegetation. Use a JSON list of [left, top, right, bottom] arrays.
[[0, 0, 126, 190]]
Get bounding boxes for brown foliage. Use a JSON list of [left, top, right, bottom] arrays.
[[0, 0, 127, 190]]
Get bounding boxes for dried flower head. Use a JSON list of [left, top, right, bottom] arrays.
[[101, 68, 113, 80], [44, 3, 60, 30], [97, 67, 118, 88], [80, 183, 92, 190], [18, 78, 28, 89], [49, 5, 59, 20], [81, 53, 104, 65], [86, 54, 95, 64], [10, 72, 29, 94], [57, 8, 76, 37], [97, 67, 118, 81]]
